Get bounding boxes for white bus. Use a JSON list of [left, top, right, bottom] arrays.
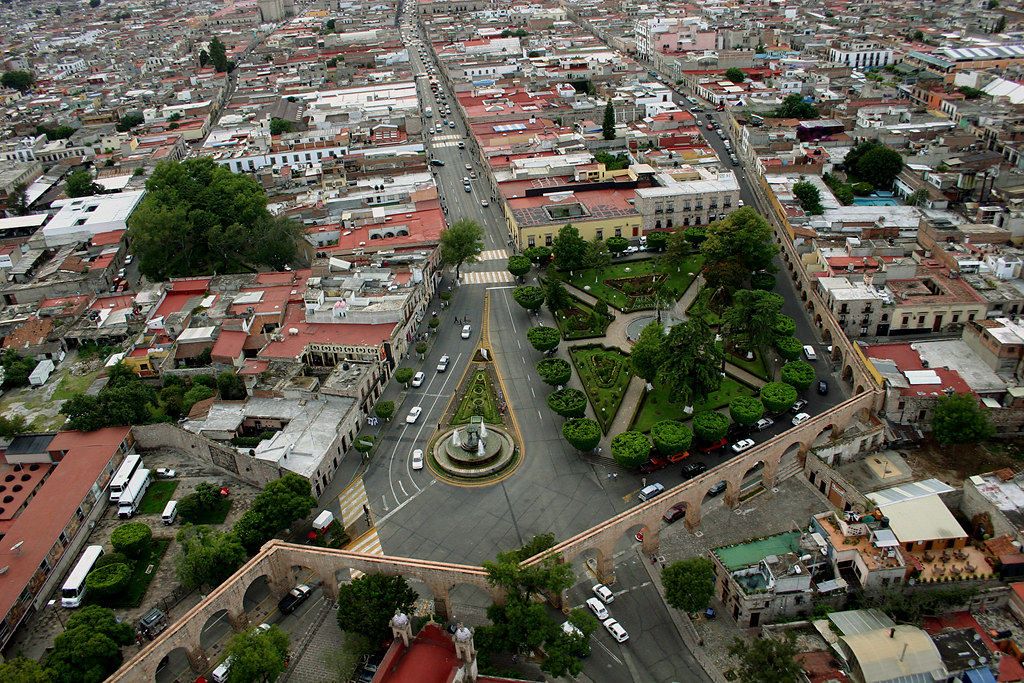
[[108, 454, 142, 503], [61, 545, 105, 608]]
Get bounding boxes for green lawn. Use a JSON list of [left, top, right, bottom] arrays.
[[138, 480, 179, 515], [51, 369, 102, 401], [121, 539, 171, 607], [687, 289, 722, 326], [452, 370, 504, 425], [553, 296, 611, 340], [632, 377, 756, 433], [569, 346, 633, 433], [180, 498, 233, 526], [726, 349, 771, 381], [561, 255, 704, 312]]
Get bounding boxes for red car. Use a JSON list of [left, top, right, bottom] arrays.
[[697, 438, 728, 454], [662, 503, 687, 524], [667, 450, 690, 464], [639, 456, 669, 474], [706, 123, 714, 130]]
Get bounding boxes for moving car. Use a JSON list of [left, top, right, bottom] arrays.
[[480, 199, 489, 207], [465, 163, 472, 171], [663, 502, 687, 523], [603, 617, 629, 643], [680, 461, 708, 480], [411, 371, 425, 387], [461, 324, 472, 339], [586, 597, 608, 620], [792, 412, 811, 427], [706, 123, 714, 130], [411, 449, 424, 470], [791, 399, 809, 414], [429, 159, 445, 166], [637, 482, 665, 501], [464, 183, 471, 192], [457, 141, 466, 149], [406, 406, 423, 424], [731, 438, 756, 454], [817, 380, 829, 395], [754, 418, 774, 431], [278, 583, 313, 614], [437, 355, 449, 372], [592, 584, 615, 603], [155, 468, 176, 478]]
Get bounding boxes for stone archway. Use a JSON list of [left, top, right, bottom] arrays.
[[448, 582, 496, 627], [575, 545, 614, 586], [832, 345, 843, 363], [242, 574, 270, 612], [822, 328, 832, 345], [154, 647, 191, 683], [813, 424, 836, 447], [856, 384, 866, 395], [199, 609, 231, 650], [842, 365, 854, 385], [741, 460, 766, 490]]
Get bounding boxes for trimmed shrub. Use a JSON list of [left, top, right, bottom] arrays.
[[110, 522, 152, 559], [761, 381, 798, 414], [85, 563, 132, 603], [772, 315, 797, 339], [93, 552, 129, 570], [562, 418, 601, 452], [781, 360, 816, 391], [536, 358, 572, 387], [547, 387, 587, 418], [650, 420, 693, 456], [611, 431, 652, 469], [775, 336, 803, 361], [729, 396, 765, 426], [693, 412, 729, 444]]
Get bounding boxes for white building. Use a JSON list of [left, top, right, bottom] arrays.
[[827, 42, 894, 69], [42, 190, 146, 247]]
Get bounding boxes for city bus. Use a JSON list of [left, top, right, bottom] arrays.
[[108, 454, 142, 503], [60, 545, 105, 608]]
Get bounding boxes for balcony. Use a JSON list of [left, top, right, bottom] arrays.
[[908, 546, 994, 583]]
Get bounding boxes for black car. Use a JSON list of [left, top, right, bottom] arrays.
[[817, 380, 829, 395], [429, 159, 445, 166], [707, 481, 727, 497], [791, 399, 809, 414], [278, 584, 312, 614], [680, 462, 708, 480]]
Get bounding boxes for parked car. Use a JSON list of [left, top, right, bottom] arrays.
[[463, 183, 471, 192], [707, 481, 727, 497], [754, 418, 774, 431], [278, 584, 313, 614], [480, 199, 489, 207], [792, 412, 811, 427], [411, 371, 425, 387], [406, 406, 423, 424], [603, 617, 629, 643], [586, 597, 608, 620], [562, 620, 584, 638], [637, 482, 665, 501], [803, 345, 817, 361], [680, 461, 708, 480], [697, 438, 728, 454], [155, 468, 176, 478], [667, 450, 690, 463], [791, 399, 809, 414], [138, 607, 168, 636], [211, 656, 233, 683], [411, 449, 424, 470], [429, 159, 445, 166], [817, 380, 829, 395], [592, 584, 615, 603], [731, 438, 755, 454], [706, 123, 714, 130], [663, 502, 687, 523], [461, 324, 472, 339], [639, 456, 669, 474], [465, 163, 472, 171]]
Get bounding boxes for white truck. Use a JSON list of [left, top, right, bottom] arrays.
[[117, 468, 151, 519]]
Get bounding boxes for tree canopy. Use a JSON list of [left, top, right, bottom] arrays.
[[526, 325, 561, 352], [547, 387, 587, 418], [439, 218, 483, 279], [45, 606, 134, 683], [209, 37, 229, 72], [65, 170, 101, 198], [336, 573, 418, 642], [562, 417, 601, 452], [602, 99, 616, 140], [552, 224, 588, 271], [175, 525, 247, 590], [663, 557, 715, 613], [1, 70, 34, 92], [729, 396, 765, 426], [513, 285, 545, 312], [774, 94, 818, 119], [232, 473, 315, 553], [700, 208, 777, 291], [507, 254, 531, 278], [728, 634, 803, 683], [536, 357, 572, 386], [780, 360, 816, 391], [650, 420, 692, 455], [725, 67, 745, 83], [932, 393, 994, 445], [844, 141, 904, 189], [693, 411, 729, 444], [760, 382, 798, 414], [224, 625, 290, 683], [656, 319, 724, 407], [631, 320, 666, 382], [722, 289, 785, 355], [611, 430, 651, 469], [127, 158, 302, 280], [791, 181, 823, 215]]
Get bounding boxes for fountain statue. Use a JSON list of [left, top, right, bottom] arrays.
[[460, 423, 481, 452], [433, 414, 517, 480], [451, 429, 461, 448]]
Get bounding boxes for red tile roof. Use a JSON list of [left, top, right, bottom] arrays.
[[865, 343, 973, 396], [212, 330, 247, 363], [257, 305, 394, 360]]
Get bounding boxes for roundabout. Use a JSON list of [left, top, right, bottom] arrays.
[[431, 417, 517, 480]]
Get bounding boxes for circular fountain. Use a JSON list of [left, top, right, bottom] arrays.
[[432, 416, 517, 480]]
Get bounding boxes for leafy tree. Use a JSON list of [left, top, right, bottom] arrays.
[[656, 319, 723, 407], [750, 272, 776, 291], [232, 473, 315, 553], [45, 606, 133, 683], [199, 49, 210, 67], [115, 112, 144, 132], [583, 237, 611, 271], [780, 360, 816, 391], [536, 358, 571, 386], [646, 231, 668, 252], [650, 420, 692, 455], [684, 225, 707, 249], [414, 341, 428, 358], [61, 368, 157, 431], [722, 290, 784, 355], [335, 573, 415, 643], [175, 525, 247, 590], [729, 396, 765, 426], [439, 218, 484, 279], [771, 314, 796, 339], [7, 182, 29, 216], [855, 144, 903, 189], [110, 522, 151, 558], [700, 208, 777, 288], [547, 387, 587, 418], [703, 260, 749, 295], [932, 393, 994, 445], [65, 170, 100, 198], [562, 417, 601, 452], [728, 633, 803, 683], [1, 349, 35, 388], [631, 321, 665, 382], [224, 626, 289, 683], [128, 158, 303, 279], [602, 99, 616, 140], [84, 563, 131, 604], [994, 15, 1007, 33], [483, 534, 573, 601], [552, 224, 588, 272], [0, 414, 27, 438], [374, 400, 395, 421], [544, 277, 571, 316], [611, 430, 651, 469], [507, 254, 531, 278], [182, 384, 215, 414], [177, 482, 224, 523], [526, 325, 560, 352], [791, 181, 823, 215], [774, 93, 818, 119], [394, 368, 414, 387], [269, 118, 293, 135], [0, 657, 51, 683], [606, 235, 629, 255], [725, 67, 745, 83], [775, 335, 802, 361], [594, 150, 630, 170], [693, 412, 729, 444], [524, 245, 552, 265], [325, 18, 336, 30], [209, 36, 229, 73], [1, 70, 34, 92], [217, 370, 247, 400], [760, 381, 798, 414], [663, 557, 715, 613]]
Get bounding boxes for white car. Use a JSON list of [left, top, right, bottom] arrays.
[[211, 657, 233, 683], [480, 199, 489, 207], [562, 620, 584, 638], [603, 617, 629, 643], [436, 355, 449, 372], [411, 449, 424, 470], [156, 468, 176, 478], [731, 438, 755, 454], [585, 597, 608, 620], [792, 412, 811, 426], [461, 324, 472, 339], [411, 371, 425, 387], [754, 418, 774, 431], [406, 406, 423, 424], [592, 584, 615, 604]]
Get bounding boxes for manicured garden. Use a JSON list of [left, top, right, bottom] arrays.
[[552, 295, 611, 340], [138, 480, 178, 515], [632, 377, 757, 433], [569, 346, 633, 433], [725, 349, 771, 381], [560, 256, 704, 312], [451, 369, 504, 425]]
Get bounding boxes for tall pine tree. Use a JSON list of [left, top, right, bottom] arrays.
[[209, 37, 228, 73], [602, 99, 616, 140]]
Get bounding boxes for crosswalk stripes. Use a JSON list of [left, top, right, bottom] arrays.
[[478, 249, 508, 261], [347, 527, 384, 579], [459, 270, 514, 285], [337, 478, 368, 528]]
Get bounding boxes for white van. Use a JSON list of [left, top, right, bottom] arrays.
[[161, 500, 178, 525], [211, 657, 232, 683], [638, 482, 665, 501], [803, 345, 817, 361]]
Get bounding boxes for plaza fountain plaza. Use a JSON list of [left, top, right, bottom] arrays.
[[432, 416, 517, 480]]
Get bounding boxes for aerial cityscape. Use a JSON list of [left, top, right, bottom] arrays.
[[4, 0, 1024, 681]]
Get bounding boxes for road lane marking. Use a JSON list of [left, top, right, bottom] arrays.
[[337, 479, 370, 527], [375, 479, 437, 526], [593, 637, 623, 665], [398, 480, 408, 497]]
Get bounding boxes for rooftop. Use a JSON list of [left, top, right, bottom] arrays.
[[714, 531, 802, 571]]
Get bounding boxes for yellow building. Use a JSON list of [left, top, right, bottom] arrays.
[[503, 187, 643, 249]]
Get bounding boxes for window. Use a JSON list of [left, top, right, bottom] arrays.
[[544, 234, 553, 246], [614, 228, 622, 237], [918, 315, 925, 325], [595, 229, 603, 240], [901, 316, 909, 326], [969, 313, 976, 321], [527, 236, 536, 248]]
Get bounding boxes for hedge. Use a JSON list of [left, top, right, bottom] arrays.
[[85, 563, 132, 603], [110, 522, 152, 559]]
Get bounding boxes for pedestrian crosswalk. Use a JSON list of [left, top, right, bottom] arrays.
[[431, 134, 464, 148], [478, 249, 508, 261], [460, 270, 514, 285], [337, 478, 368, 528], [346, 527, 384, 579]]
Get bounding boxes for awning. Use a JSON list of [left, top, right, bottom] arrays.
[[872, 528, 900, 547]]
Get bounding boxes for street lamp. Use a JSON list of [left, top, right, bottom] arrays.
[[47, 599, 67, 632]]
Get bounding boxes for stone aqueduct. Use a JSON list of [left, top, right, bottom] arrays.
[[113, 215, 888, 679]]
